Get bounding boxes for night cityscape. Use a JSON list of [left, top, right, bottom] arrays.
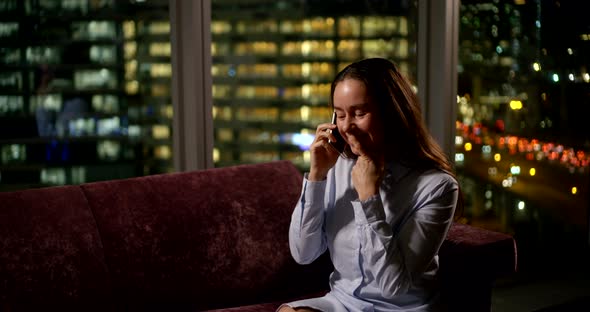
[[0, 0, 589, 310], [456, 0, 589, 266], [456, 1, 590, 309]]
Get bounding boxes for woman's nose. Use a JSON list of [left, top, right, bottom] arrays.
[[340, 116, 354, 133]]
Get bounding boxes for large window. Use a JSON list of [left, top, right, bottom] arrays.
[[210, 0, 417, 170], [456, 0, 589, 273], [0, 0, 173, 191], [2, 0, 585, 305]]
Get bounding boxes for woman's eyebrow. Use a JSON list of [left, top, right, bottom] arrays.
[[349, 103, 369, 109], [334, 103, 369, 111]]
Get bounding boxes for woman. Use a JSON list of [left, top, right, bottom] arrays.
[[278, 58, 460, 312]]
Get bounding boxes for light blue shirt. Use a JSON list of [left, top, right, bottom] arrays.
[[287, 157, 459, 312]]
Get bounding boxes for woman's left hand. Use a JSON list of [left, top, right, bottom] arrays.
[[349, 132, 384, 201]]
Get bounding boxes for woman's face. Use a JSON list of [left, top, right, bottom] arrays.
[[332, 78, 384, 156]]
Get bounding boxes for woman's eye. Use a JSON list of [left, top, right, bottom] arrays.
[[355, 112, 366, 117]]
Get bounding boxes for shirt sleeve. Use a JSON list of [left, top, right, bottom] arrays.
[[351, 176, 459, 298], [289, 173, 329, 265]]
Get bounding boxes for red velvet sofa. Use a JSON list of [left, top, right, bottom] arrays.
[[0, 160, 516, 311]]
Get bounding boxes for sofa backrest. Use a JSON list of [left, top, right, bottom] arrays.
[[0, 160, 333, 311], [0, 185, 113, 311], [80, 160, 332, 310]]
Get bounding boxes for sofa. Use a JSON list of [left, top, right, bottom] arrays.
[[0, 160, 516, 311]]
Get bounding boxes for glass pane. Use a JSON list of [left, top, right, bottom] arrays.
[[211, 0, 418, 170], [0, 0, 173, 192], [457, 0, 589, 274]]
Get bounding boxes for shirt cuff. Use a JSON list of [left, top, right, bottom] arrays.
[[302, 173, 327, 206], [351, 194, 386, 225]]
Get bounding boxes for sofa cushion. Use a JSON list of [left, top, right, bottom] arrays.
[[201, 291, 330, 312], [202, 301, 282, 312], [0, 185, 112, 310]]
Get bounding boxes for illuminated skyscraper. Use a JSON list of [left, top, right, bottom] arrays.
[[0, 0, 173, 191], [211, 0, 416, 169]]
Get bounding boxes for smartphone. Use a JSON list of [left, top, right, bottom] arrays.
[[328, 112, 347, 154]]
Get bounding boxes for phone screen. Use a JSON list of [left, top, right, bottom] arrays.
[[329, 112, 347, 154]]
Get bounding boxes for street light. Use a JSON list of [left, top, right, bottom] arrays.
[[509, 100, 523, 110]]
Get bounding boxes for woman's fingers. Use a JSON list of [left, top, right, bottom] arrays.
[[309, 123, 341, 181], [313, 123, 338, 145], [310, 123, 340, 157], [315, 123, 337, 134], [351, 155, 381, 200]]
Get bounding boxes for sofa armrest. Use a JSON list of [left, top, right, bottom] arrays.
[[441, 223, 517, 277], [439, 223, 517, 312]]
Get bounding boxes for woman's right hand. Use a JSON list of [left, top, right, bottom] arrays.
[[308, 123, 340, 181]]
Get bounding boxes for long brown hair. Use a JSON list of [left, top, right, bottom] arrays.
[[330, 58, 464, 217]]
